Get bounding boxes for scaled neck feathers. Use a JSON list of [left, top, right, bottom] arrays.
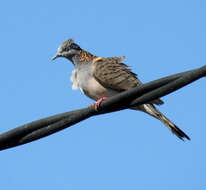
[[72, 50, 97, 65]]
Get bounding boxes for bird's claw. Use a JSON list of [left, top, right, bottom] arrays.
[[89, 97, 108, 111]]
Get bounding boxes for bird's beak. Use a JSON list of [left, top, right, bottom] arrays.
[[52, 53, 61, 60]]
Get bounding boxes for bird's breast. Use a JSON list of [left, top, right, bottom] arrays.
[[70, 66, 117, 100]]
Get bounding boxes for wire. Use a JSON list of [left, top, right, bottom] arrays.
[[0, 66, 205, 151]]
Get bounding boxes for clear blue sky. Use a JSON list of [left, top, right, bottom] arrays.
[[0, 0, 206, 189]]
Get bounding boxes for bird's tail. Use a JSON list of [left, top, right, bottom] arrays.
[[135, 104, 190, 140]]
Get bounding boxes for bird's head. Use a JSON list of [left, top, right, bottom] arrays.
[[52, 39, 81, 61]]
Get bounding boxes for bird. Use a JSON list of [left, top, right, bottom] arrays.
[[52, 38, 190, 140]]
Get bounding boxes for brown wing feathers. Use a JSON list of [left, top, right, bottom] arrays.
[[93, 57, 139, 91], [93, 56, 164, 105]]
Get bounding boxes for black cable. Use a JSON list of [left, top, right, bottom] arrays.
[[0, 66, 205, 151]]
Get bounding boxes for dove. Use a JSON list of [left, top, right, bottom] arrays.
[[52, 39, 190, 140]]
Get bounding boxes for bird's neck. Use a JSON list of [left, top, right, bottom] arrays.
[[70, 50, 97, 66]]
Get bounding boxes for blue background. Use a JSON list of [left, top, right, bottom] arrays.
[[1, 0, 206, 189]]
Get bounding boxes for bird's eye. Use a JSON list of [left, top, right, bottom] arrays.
[[64, 43, 80, 52], [65, 46, 71, 51]]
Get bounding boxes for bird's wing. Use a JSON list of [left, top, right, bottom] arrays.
[[92, 56, 164, 105]]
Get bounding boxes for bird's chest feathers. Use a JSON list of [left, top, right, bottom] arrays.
[[70, 64, 108, 100]]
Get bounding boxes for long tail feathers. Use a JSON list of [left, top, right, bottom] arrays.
[[157, 112, 190, 140], [138, 104, 190, 140]]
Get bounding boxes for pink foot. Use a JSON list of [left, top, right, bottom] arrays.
[[89, 97, 108, 110]]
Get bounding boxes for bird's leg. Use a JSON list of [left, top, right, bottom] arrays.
[[89, 97, 108, 111]]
